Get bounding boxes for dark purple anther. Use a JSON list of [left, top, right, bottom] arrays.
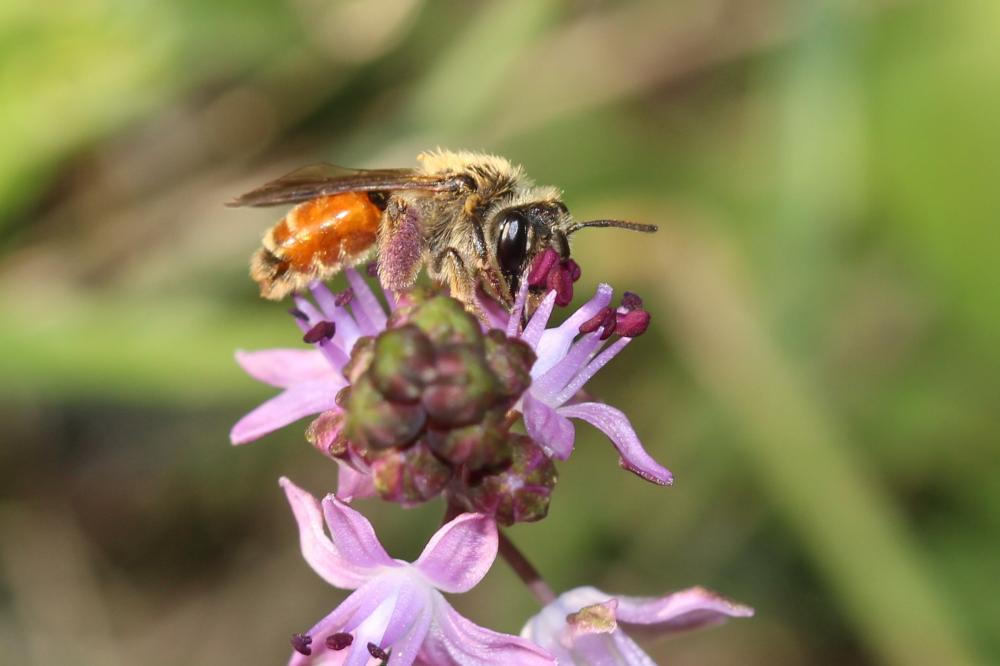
[[527, 248, 559, 287], [290, 633, 312, 656], [579, 307, 617, 339], [366, 261, 379, 277], [621, 291, 643, 311], [565, 258, 581, 282], [288, 307, 309, 322], [326, 632, 354, 650], [303, 320, 337, 344], [368, 642, 389, 659], [616, 309, 651, 337], [547, 266, 574, 307], [335, 288, 354, 307]]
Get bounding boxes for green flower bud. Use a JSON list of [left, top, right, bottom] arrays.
[[422, 344, 499, 427], [371, 443, 452, 505], [370, 325, 437, 403], [344, 376, 425, 450], [458, 434, 557, 525], [484, 329, 535, 399], [425, 412, 510, 470], [408, 296, 483, 349]]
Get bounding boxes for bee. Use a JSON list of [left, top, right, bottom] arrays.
[[228, 149, 656, 310]]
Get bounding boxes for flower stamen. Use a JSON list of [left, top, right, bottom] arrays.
[[302, 320, 336, 343], [326, 632, 354, 650], [290, 632, 312, 656], [367, 642, 389, 659], [578, 307, 617, 340]]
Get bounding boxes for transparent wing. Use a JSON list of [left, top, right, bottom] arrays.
[[227, 163, 467, 207]]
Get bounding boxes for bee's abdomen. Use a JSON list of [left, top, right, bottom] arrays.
[[251, 192, 382, 299]]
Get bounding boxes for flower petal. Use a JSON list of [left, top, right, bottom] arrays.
[[413, 513, 497, 593], [557, 402, 672, 485], [522, 391, 575, 460], [531, 284, 613, 376], [418, 597, 555, 666], [337, 463, 376, 502], [230, 378, 344, 445], [474, 289, 510, 332], [280, 477, 395, 589], [614, 586, 754, 634], [321, 494, 398, 571], [288, 584, 387, 666], [520, 291, 558, 350], [346, 269, 388, 335], [530, 333, 603, 401], [235, 349, 335, 388], [506, 280, 531, 338], [377, 582, 433, 666], [553, 337, 630, 406]]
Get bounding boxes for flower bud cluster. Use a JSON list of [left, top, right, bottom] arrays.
[[325, 294, 556, 524]]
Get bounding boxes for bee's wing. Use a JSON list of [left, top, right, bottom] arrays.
[[227, 163, 466, 208]]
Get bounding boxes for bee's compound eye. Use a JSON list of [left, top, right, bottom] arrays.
[[497, 210, 530, 279]]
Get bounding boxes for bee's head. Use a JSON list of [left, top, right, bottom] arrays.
[[484, 197, 656, 308]]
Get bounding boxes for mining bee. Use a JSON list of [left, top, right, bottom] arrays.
[[229, 149, 656, 310]]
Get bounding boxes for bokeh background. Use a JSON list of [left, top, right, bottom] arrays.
[[1, 0, 998, 664]]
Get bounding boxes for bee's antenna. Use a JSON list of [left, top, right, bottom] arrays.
[[566, 219, 658, 235]]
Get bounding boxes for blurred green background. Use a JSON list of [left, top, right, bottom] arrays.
[[1, 0, 998, 664]]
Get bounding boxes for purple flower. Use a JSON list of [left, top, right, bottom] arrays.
[[230, 268, 389, 446], [520, 585, 753, 665], [280, 477, 555, 666], [507, 283, 672, 485]]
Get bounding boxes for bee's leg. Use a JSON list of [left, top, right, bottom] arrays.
[[431, 247, 485, 318], [377, 201, 426, 291]]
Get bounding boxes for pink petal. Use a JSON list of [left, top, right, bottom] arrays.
[[337, 463, 375, 502], [559, 283, 614, 333], [346, 269, 388, 335], [280, 478, 395, 589], [321, 494, 398, 570], [309, 281, 341, 319], [520, 291, 557, 349], [288, 585, 386, 666], [531, 284, 613, 377], [553, 337, 630, 406], [418, 598, 555, 666], [376, 584, 434, 666], [614, 586, 754, 634], [413, 513, 497, 593], [557, 402, 672, 485], [235, 348, 336, 388], [506, 280, 531, 338], [474, 289, 510, 332], [522, 391, 575, 460], [230, 378, 344, 445], [530, 333, 602, 401]]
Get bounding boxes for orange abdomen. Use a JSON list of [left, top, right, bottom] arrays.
[[253, 192, 383, 299], [269, 192, 382, 271]]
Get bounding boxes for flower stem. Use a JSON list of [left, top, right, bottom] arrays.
[[498, 530, 556, 605]]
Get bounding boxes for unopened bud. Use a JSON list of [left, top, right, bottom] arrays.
[[409, 296, 483, 348], [345, 377, 425, 450], [371, 443, 451, 505], [459, 435, 557, 525], [422, 345, 498, 427], [484, 330, 535, 399], [306, 410, 346, 458], [370, 325, 436, 403]]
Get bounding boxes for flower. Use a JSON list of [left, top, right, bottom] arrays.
[[280, 477, 555, 666], [230, 268, 391, 446], [505, 269, 672, 485], [520, 585, 753, 665], [232, 259, 669, 504]]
